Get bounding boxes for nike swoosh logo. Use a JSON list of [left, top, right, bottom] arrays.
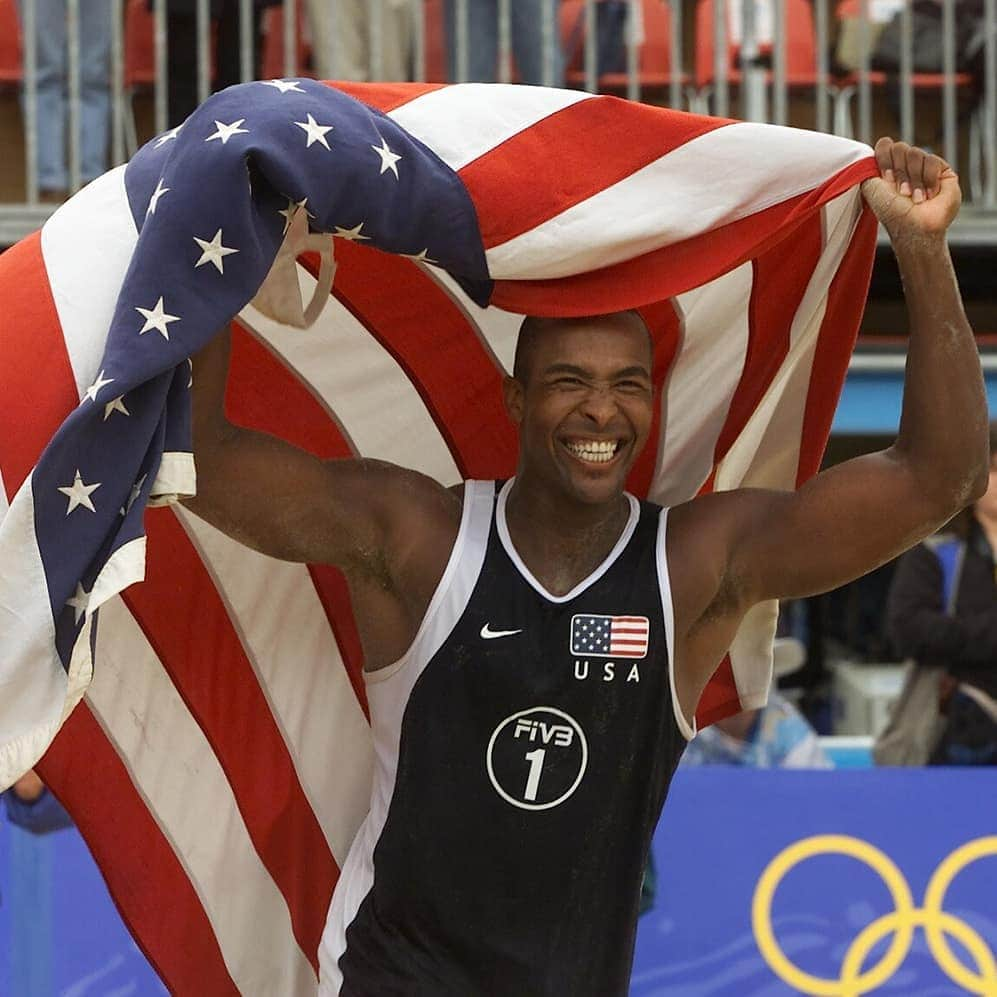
[[480, 624, 523, 640]]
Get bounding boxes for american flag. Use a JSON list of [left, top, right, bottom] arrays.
[[570, 614, 650, 659], [0, 80, 877, 992]]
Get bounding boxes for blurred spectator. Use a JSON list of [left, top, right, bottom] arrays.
[[17, 0, 111, 199], [444, 0, 564, 85], [308, 0, 415, 82], [885, 423, 997, 766], [3, 770, 73, 834], [680, 638, 833, 768], [163, 0, 280, 129]]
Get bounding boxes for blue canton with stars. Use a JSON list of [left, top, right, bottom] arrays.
[[35, 80, 490, 670], [570, 616, 616, 656]]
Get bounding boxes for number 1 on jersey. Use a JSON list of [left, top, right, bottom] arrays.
[[523, 748, 546, 802]]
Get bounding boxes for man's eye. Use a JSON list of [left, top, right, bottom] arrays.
[[554, 377, 584, 387], [617, 380, 648, 392]]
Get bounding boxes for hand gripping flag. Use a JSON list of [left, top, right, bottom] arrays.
[[0, 80, 878, 992]]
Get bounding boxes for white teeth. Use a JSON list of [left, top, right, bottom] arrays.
[[564, 440, 620, 463]]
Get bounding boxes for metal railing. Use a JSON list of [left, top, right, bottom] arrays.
[[2, 0, 995, 244]]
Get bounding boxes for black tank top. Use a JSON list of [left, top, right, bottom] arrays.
[[319, 480, 692, 996]]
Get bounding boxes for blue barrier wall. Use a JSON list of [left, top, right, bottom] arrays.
[[633, 769, 997, 996], [2, 770, 995, 995]]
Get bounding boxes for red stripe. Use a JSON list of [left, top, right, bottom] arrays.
[[0, 237, 236, 994], [695, 654, 740, 728], [228, 325, 369, 711], [627, 300, 682, 497], [490, 159, 878, 318], [0, 233, 78, 493], [713, 216, 825, 462], [324, 80, 446, 114], [797, 205, 878, 485], [304, 244, 518, 480], [122, 509, 336, 973], [37, 706, 238, 996], [460, 101, 730, 250]]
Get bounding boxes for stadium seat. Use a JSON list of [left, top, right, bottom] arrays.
[[260, 0, 312, 81], [560, 0, 688, 97], [0, 0, 22, 88], [693, 0, 822, 103]]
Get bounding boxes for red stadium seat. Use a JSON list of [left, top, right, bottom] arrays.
[[561, 0, 688, 95], [261, 0, 312, 81], [694, 0, 820, 93], [0, 0, 22, 88]]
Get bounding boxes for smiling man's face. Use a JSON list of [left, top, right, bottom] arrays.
[[504, 313, 655, 506]]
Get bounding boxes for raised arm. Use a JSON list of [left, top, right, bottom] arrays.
[[674, 139, 989, 632], [183, 327, 458, 577]]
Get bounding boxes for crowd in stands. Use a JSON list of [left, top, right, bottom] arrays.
[[8, 0, 991, 200]]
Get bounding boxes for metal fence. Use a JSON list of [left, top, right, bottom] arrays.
[[2, 0, 996, 243]]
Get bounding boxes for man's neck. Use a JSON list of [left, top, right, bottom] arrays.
[[503, 476, 632, 596]]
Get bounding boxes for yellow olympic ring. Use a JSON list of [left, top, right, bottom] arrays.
[[751, 833, 997, 996]]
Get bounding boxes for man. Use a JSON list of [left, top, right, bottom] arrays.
[[186, 138, 988, 994], [885, 423, 997, 765]]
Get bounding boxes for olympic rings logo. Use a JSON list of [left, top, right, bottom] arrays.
[[751, 834, 997, 996]]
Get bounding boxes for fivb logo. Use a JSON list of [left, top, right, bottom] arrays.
[[487, 707, 587, 811], [512, 716, 575, 748]]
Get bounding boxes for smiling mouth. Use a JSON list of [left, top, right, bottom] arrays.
[[560, 438, 626, 465]]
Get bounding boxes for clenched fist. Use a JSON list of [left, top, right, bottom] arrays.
[[861, 137, 961, 243]]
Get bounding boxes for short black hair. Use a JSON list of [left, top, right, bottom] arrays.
[[512, 311, 651, 383]]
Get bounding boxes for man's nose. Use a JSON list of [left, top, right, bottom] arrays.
[[578, 387, 618, 425]]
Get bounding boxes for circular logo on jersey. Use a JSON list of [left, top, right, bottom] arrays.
[[486, 706, 588, 811]]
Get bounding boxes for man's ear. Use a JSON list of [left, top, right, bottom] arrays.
[[502, 375, 525, 424]]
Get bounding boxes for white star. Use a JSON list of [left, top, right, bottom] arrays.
[[187, 357, 194, 389], [83, 369, 114, 403], [205, 119, 249, 145], [294, 113, 333, 150], [103, 395, 130, 420], [277, 196, 313, 234], [120, 474, 147, 516], [147, 177, 170, 216], [333, 222, 371, 242], [136, 297, 181, 340], [58, 469, 101, 515], [193, 229, 239, 274], [66, 582, 91, 624], [262, 78, 305, 94], [371, 137, 401, 178], [403, 248, 437, 264], [154, 124, 182, 148]]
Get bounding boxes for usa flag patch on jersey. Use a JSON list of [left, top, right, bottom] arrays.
[[569, 615, 650, 660]]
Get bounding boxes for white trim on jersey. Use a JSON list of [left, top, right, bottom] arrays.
[[318, 480, 495, 996], [495, 479, 640, 605], [657, 509, 697, 742]]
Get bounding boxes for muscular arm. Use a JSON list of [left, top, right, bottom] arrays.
[[674, 140, 989, 648], [183, 327, 458, 579]]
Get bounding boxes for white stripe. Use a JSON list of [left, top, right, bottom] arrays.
[[0, 479, 74, 788], [319, 481, 495, 997], [485, 123, 870, 280], [388, 84, 592, 172], [423, 267, 523, 375], [87, 598, 318, 996], [714, 191, 862, 493], [648, 263, 753, 508], [39, 167, 138, 401], [716, 189, 864, 709], [239, 268, 461, 485], [175, 506, 373, 866], [0, 466, 8, 520], [656, 509, 694, 740]]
